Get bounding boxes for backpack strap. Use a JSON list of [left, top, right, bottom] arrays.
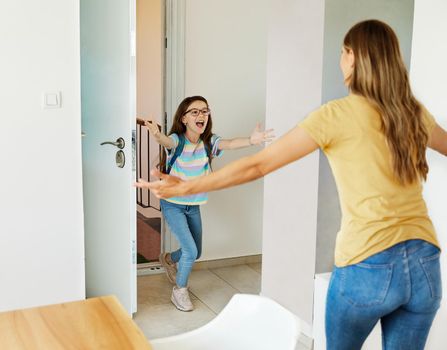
[[204, 141, 212, 171], [166, 134, 185, 174]]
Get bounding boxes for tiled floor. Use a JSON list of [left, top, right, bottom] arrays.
[[134, 263, 312, 349]]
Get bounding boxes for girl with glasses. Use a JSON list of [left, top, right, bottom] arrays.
[[136, 20, 446, 348], [138, 95, 274, 312]]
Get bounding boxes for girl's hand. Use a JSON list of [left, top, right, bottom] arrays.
[[137, 118, 160, 136], [134, 169, 186, 199], [249, 122, 275, 145]]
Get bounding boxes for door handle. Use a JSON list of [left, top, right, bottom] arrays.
[[100, 137, 125, 149]]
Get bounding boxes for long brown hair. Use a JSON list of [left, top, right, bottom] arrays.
[[159, 96, 214, 172], [344, 19, 429, 185]]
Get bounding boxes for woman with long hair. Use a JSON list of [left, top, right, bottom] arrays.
[[136, 20, 446, 348], [138, 95, 273, 312]]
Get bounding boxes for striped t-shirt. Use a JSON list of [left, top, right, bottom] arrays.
[[164, 133, 223, 205]]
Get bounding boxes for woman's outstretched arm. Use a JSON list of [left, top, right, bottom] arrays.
[[135, 125, 318, 198]]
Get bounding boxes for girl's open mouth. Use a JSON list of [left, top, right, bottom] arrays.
[[196, 121, 205, 128]]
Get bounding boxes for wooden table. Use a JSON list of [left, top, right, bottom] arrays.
[[0, 295, 152, 349]]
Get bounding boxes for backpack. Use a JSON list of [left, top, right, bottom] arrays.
[[166, 134, 212, 174]]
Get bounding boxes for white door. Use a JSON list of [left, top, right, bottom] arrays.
[[80, 0, 137, 314]]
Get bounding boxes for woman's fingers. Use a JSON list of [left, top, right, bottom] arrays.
[[134, 178, 153, 189], [135, 170, 184, 199], [134, 178, 164, 198], [150, 168, 164, 179]]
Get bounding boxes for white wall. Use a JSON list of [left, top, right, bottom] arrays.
[[183, 0, 268, 259], [262, 0, 324, 331], [411, 0, 447, 347], [0, 0, 85, 311]]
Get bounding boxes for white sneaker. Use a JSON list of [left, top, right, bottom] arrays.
[[171, 286, 194, 312], [159, 253, 177, 284]]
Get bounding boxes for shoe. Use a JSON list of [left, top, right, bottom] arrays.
[[159, 253, 177, 284], [171, 286, 194, 312]]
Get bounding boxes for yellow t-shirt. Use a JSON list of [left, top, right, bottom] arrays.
[[299, 94, 439, 267]]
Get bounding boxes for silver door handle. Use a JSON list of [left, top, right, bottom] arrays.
[[100, 137, 125, 149]]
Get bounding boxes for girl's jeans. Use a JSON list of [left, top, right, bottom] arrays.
[[161, 200, 202, 288], [326, 239, 442, 350]]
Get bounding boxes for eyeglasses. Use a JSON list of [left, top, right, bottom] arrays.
[[184, 108, 211, 117]]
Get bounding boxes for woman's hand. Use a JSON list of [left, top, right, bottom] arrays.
[[249, 122, 275, 145], [134, 169, 186, 199]]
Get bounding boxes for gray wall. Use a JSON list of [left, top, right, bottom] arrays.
[[316, 0, 415, 273]]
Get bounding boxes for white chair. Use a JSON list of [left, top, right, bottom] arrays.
[[150, 293, 301, 350]]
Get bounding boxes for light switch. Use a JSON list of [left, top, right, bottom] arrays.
[[42, 92, 61, 109]]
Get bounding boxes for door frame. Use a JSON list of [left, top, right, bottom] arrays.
[[162, 0, 186, 254], [135, 0, 183, 268]]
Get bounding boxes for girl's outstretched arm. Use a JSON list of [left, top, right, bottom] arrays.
[[137, 118, 175, 149], [428, 123, 447, 156], [218, 122, 275, 150], [135, 125, 318, 198]]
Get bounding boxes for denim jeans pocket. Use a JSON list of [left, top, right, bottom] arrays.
[[340, 262, 393, 307], [420, 252, 442, 300]]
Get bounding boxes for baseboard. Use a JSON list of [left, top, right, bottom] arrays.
[[298, 333, 314, 349], [192, 254, 262, 270], [137, 254, 262, 276], [137, 263, 164, 276]]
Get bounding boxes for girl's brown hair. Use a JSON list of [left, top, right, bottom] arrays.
[[159, 96, 214, 173], [344, 19, 429, 185]]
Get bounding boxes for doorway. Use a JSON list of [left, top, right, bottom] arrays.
[[132, 0, 266, 337]]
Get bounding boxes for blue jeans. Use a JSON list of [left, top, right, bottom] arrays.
[[160, 200, 202, 288], [326, 239, 442, 350]]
